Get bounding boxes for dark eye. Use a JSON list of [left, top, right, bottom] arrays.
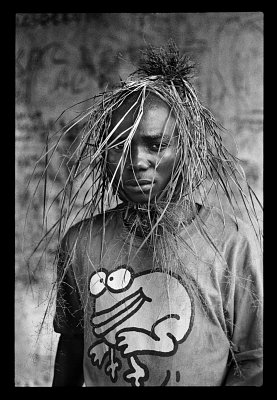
[[150, 143, 160, 151], [112, 142, 124, 151], [150, 142, 168, 152]]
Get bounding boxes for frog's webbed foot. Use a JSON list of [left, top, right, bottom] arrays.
[[124, 356, 148, 387], [88, 340, 108, 368], [105, 347, 121, 383]]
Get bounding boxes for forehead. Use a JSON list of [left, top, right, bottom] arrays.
[[109, 92, 176, 138]]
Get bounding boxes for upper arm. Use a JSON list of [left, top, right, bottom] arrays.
[[53, 229, 84, 335], [53, 333, 84, 386]]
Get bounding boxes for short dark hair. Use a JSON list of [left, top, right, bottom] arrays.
[[110, 90, 171, 129]]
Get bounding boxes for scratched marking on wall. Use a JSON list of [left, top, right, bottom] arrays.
[[208, 16, 263, 121], [16, 42, 97, 104]]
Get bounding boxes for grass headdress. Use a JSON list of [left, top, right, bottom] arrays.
[[26, 41, 262, 289]]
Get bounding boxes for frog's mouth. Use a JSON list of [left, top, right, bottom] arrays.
[[91, 287, 151, 337]]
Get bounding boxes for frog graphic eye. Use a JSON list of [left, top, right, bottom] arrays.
[[89, 271, 107, 297], [106, 266, 133, 293]]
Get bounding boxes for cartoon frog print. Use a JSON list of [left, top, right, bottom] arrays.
[[87, 265, 194, 386]]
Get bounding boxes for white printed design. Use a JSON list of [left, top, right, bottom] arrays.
[[87, 266, 194, 386]]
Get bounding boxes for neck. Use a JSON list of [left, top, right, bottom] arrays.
[[120, 200, 200, 238]]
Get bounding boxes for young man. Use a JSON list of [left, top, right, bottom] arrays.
[[51, 44, 262, 386]]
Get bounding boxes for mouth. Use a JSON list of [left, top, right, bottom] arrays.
[[124, 179, 155, 193], [91, 288, 151, 337]]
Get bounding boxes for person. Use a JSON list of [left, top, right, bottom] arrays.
[[50, 42, 263, 386]]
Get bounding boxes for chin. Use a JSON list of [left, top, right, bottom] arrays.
[[129, 196, 151, 204], [125, 192, 154, 204]]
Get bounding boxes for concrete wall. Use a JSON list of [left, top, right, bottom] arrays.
[[15, 12, 263, 386]]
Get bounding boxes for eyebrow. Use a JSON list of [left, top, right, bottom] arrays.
[[143, 131, 178, 141], [142, 134, 168, 142], [112, 132, 163, 142], [110, 130, 176, 145]]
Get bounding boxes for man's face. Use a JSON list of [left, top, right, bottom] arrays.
[[107, 97, 179, 203]]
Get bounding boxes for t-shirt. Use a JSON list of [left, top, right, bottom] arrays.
[[53, 205, 263, 386]]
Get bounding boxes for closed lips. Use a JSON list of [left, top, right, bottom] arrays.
[[125, 179, 154, 187]]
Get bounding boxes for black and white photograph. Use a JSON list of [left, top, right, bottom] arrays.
[[15, 12, 263, 387]]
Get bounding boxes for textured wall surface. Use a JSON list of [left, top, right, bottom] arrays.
[[15, 12, 263, 386]]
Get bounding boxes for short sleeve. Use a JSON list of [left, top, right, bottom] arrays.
[[53, 241, 84, 335], [223, 223, 263, 385]]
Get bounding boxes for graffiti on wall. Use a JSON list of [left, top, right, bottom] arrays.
[[16, 41, 98, 105], [16, 13, 83, 28], [207, 16, 263, 123]]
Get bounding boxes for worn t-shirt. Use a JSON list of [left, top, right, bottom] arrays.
[[53, 205, 263, 386]]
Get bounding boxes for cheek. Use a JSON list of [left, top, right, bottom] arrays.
[[107, 151, 121, 169], [107, 151, 117, 164], [107, 152, 120, 179], [157, 148, 178, 176]]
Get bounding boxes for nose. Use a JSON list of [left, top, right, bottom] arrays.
[[126, 144, 150, 171]]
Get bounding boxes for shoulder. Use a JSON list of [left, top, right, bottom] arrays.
[[203, 206, 258, 239], [61, 206, 122, 251], [203, 206, 262, 261]]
